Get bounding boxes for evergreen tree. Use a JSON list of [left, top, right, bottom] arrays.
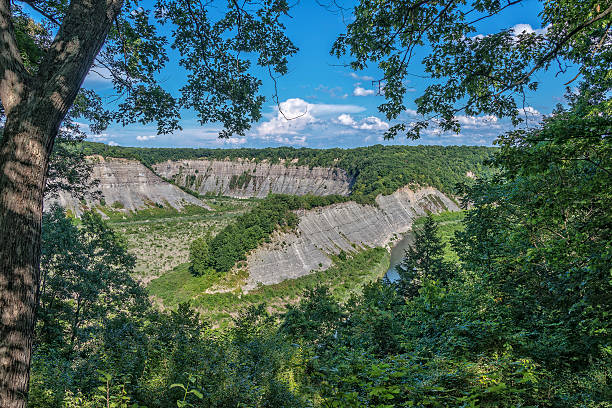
[[396, 215, 454, 298]]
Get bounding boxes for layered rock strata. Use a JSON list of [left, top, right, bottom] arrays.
[[48, 157, 209, 216], [153, 159, 353, 198], [244, 186, 459, 290]]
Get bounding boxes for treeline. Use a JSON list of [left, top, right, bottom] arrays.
[[82, 142, 493, 202], [190, 194, 350, 274]]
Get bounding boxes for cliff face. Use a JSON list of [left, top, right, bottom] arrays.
[[153, 159, 353, 198], [244, 186, 459, 290], [48, 157, 209, 215]]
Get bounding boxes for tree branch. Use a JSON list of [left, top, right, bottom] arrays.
[[32, 0, 125, 146], [0, 0, 30, 114], [495, 3, 612, 97], [18, 0, 61, 26]]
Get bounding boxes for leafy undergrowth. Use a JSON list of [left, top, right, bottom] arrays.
[[148, 247, 390, 325]]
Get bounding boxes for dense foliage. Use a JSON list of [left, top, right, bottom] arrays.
[[82, 143, 493, 202], [332, 0, 610, 140], [191, 194, 350, 274], [24, 0, 611, 405]]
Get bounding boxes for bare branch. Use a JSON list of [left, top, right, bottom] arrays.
[[466, 0, 525, 25]]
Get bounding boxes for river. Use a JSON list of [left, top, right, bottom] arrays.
[[385, 231, 415, 282]]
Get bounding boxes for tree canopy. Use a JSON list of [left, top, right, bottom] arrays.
[[332, 0, 611, 139], [1, 0, 610, 406]]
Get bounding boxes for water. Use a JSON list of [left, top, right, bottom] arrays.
[[385, 231, 414, 282]]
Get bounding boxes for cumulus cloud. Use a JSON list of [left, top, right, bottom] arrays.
[[257, 98, 365, 137], [336, 113, 357, 126], [454, 114, 500, 129], [349, 72, 375, 81], [353, 86, 375, 96], [336, 114, 389, 131], [270, 135, 307, 145], [358, 116, 389, 130], [136, 135, 157, 141], [87, 133, 109, 142], [223, 137, 247, 145], [519, 106, 541, 116], [511, 23, 549, 37], [108, 141, 119, 146]]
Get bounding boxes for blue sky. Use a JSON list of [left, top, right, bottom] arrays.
[[83, 0, 574, 149]]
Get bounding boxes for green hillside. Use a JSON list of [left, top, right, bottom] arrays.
[[82, 143, 494, 203]]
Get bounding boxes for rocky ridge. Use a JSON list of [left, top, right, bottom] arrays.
[[244, 186, 459, 290], [49, 157, 209, 216], [153, 159, 353, 198]]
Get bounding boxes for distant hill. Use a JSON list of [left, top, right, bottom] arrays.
[[82, 142, 494, 203]]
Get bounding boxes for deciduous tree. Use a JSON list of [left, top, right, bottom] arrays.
[[0, 0, 295, 405]]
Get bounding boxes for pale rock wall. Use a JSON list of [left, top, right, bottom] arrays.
[[153, 159, 353, 198], [47, 157, 209, 216], [244, 186, 459, 290]]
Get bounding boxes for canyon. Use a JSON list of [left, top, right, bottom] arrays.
[[244, 186, 458, 289], [153, 158, 354, 198], [48, 155, 460, 290]]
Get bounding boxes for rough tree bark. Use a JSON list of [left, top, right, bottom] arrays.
[[0, 1, 123, 406]]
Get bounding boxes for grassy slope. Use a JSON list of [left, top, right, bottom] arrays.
[[148, 247, 390, 325], [108, 197, 258, 282]]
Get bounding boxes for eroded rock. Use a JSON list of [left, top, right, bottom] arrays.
[[244, 186, 459, 289], [153, 159, 353, 198], [48, 157, 209, 216]]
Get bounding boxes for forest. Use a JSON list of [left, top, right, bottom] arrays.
[[0, 0, 610, 407], [82, 143, 493, 203], [33, 100, 612, 405]]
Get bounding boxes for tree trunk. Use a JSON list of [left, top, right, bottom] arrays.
[[0, 108, 54, 408], [0, 1, 124, 405]]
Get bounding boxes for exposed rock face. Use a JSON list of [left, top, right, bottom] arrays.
[[48, 157, 209, 216], [153, 159, 353, 198], [244, 186, 459, 290]]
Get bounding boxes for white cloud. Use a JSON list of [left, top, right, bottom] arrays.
[[336, 114, 389, 131], [225, 137, 247, 145], [469, 23, 550, 42], [454, 114, 500, 129], [358, 116, 389, 130], [405, 109, 419, 116], [353, 86, 375, 96], [511, 23, 549, 37], [519, 106, 541, 116], [136, 135, 157, 141], [84, 65, 113, 85], [336, 114, 357, 126], [268, 135, 307, 145], [108, 141, 119, 146], [257, 98, 365, 137], [87, 133, 109, 142], [349, 72, 374, 81]]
